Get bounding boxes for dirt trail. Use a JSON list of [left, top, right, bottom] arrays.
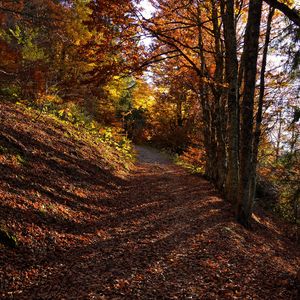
[[16, 147, 299, 299], [1, 107, 299, 299], [134, 145, 171, 165]]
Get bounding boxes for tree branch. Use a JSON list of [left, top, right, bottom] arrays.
[[264, 0, 300, 26]]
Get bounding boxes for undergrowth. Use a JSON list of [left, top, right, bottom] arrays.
[[15, 97, 135, 172], [258, 152, 300, 225], [174, 147, 205, 175]]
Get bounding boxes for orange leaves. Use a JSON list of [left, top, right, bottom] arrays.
[[114, 278, 130, 289]]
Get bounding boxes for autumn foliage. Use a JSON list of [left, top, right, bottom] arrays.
[[0, 0, 300, 298]]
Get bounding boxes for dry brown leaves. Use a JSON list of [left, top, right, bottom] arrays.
[[0, 103, 299, 299]]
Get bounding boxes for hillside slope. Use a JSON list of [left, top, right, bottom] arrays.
[[0, 103, 299, 299], [0, 102, 130, 296]]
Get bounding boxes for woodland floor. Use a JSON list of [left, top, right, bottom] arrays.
[[0, 103, 300, 299]]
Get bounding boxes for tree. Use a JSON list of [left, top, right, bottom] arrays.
[[140, 0, 300, 226], [0, 0, 142, 106]]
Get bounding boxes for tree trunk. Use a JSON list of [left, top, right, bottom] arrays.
[[197, 6, 214, 179], [211, 0, 226, 192], [249, 6, 275, 206], [237, 0, 263, 227], [221, 0, 239, 204]]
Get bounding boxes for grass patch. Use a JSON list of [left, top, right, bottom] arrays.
[[174, 156, 204, 174]]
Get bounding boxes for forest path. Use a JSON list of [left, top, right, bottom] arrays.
[[0, 103, 298, 299], [18, 145, 299, 299], [134, 145, 171, 164]]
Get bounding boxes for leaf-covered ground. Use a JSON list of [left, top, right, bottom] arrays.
[[0, 103, 299, 299]]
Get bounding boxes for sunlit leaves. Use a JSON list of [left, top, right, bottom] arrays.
[[9, 26, 46, 61]]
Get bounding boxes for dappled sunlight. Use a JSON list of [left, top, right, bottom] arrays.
[[0, 105, 299, 299], [0, 0, 299, 297]]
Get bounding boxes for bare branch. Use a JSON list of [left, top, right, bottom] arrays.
[[264, 0, 300, 26]]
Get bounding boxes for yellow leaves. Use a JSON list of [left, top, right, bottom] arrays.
[[134, 94, 156, 110], [64, 1, 95, 46], [74, 39, 81, 46], [38, 94, 63, 105], [281, 0, 296, 6], [93, 32, 105, 45], [104, 76, 131, 102], [132, 80, 156, 110]]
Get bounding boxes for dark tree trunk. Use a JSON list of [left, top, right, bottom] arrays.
[[249, 6, 275, 207], [197, 6, 214, 179], [211, 0, 226, 192], [221, 0, 239, 204], [237, 0, 263, 227]]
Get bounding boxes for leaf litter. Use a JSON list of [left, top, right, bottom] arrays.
[[0, 103, 299, 299]]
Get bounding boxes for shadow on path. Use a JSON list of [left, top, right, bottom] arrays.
[[0, 105, 299, 299]]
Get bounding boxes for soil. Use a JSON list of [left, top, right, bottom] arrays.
[[0, 103, 299, 299]]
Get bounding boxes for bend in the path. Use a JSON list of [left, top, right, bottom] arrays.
[[134, 145, 172, 165], [13, 146, 300, 299]]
